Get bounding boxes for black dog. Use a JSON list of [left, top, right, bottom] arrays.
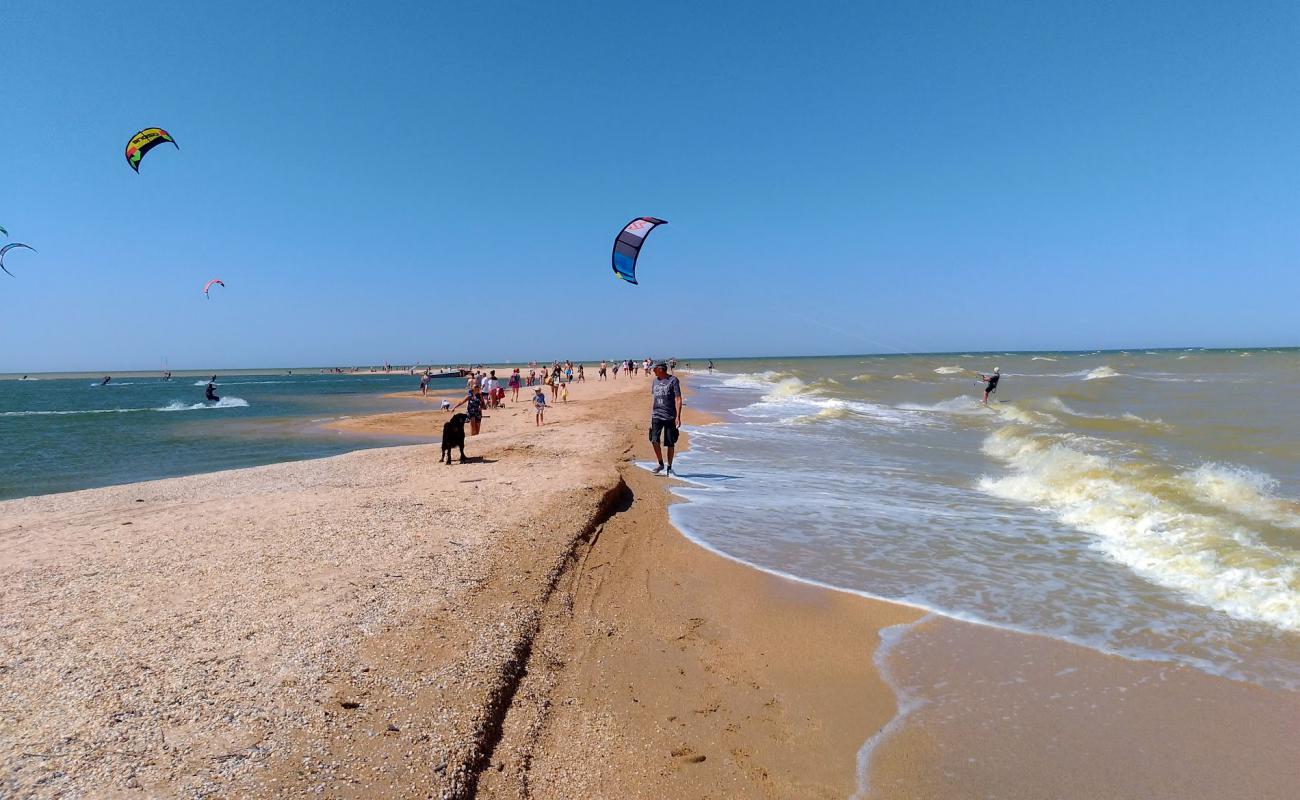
[[440, 413, 468, 464]]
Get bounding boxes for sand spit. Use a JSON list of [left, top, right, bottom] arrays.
[[0, 378, 638, 798], [1, 373, 921, 798]]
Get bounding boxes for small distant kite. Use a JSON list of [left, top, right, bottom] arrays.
[[0, 243, 35, 277], [611, 217, 667, 285], [203, 278, 225, 299], [125, 128, 179, 173]]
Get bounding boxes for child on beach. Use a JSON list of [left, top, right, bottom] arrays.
[[533, 388, 547, 425]]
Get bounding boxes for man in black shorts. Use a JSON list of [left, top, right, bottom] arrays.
[[977, 366, 1000, 404], [649, 361, 683, 476]]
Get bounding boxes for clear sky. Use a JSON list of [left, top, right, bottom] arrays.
[[3, 1, 1298, 371]]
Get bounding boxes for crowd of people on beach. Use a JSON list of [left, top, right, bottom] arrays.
[[441, 358, 681, 437], [443, 358, 683, 475]]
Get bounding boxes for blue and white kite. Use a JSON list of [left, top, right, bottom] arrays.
[[611, 216, 667, 285]]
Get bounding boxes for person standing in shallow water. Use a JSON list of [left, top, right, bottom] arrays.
[[649, 361, 683, 476]]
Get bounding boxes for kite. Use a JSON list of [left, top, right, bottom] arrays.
[[125, 128, 179, 173], [0, 243, 35, 277], [203, 279, 225, 299], [611, 217, 667, 285], [0, 225, 7, 237]]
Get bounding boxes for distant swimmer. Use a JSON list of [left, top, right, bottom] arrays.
[[977, 367, 1000, 404], [101, 375, 111, 386], [205, 382, 220, 402]]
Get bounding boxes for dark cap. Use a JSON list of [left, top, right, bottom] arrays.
[[654, 361, 669, 370]]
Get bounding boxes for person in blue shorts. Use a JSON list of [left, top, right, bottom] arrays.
[[649, 361, 683, 476]]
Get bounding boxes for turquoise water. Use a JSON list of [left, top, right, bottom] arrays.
[[0, 371, 458, 500], [675, 349, 1300, 689]]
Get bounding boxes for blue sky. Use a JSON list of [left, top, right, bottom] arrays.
[[2, 1, 1298, 371]]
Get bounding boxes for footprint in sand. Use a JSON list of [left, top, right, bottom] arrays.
[[671, 746, 707, 764]]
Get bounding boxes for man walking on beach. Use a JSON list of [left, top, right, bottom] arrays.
[[649, 361, 683, 476]]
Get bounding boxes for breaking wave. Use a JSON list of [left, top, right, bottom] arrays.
[[979, 429, 1300, 632], [1083, 366, 1120, 380]]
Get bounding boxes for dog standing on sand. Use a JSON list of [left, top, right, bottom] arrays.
[[440, 413, 468, 464]]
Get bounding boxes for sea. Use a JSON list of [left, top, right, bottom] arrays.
[[0, 370, 459, 501], [673, 349, 1300, 691]]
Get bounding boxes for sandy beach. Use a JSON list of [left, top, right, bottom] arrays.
[[1, 373, 916, 798], [5, 370, 1297, 799]]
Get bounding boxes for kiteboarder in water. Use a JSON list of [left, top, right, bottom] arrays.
[[101, 375, 111, 386], [977, 367, 1000, 404], [205, 382, 220, 403]]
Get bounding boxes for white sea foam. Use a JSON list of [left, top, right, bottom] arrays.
[[852, 615, 933, 800], [1083, 366, 1120, 380], [158, 397, 250, 412], [784, 397, 919, 426], [979, 429, 1300, 632], [2, 397, 250, 416], [1184, 464, 1300, 530], [934, 366, 966, 374], [1045, 398, 1167, 428], [899, 396, 987, 414], [720, 370, 794, 391], [1031, 356, 1058, 362]]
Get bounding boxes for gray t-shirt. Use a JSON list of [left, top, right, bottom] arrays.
[[651, 375, 681, 422]]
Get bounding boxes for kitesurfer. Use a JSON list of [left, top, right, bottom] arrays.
[[205, 382, 220, 403], [101, 376, 111, 386], [977, 367, 1001, 404]]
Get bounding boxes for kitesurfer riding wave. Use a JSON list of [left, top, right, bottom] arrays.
[[977, 367, 1000, 404]]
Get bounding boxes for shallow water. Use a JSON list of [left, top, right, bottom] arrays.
[[674, 350, 1300, 689], [0, 371, 456, 500]]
